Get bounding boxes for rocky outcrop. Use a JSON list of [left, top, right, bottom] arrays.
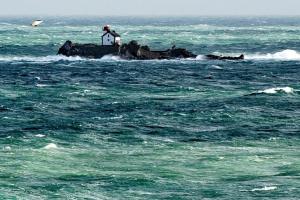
[[120, 40, 197, 59], [58, 40, 119, 58], [58, 40, 244, 60], [58, 40, 197, 60]]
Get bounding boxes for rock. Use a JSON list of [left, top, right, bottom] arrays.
[[58, 41, 119, 58], [205, 54, 244, 60], [58, 40, 197, 60]]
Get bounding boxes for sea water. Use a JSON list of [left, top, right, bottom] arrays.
[[0, 16, 299, 199]]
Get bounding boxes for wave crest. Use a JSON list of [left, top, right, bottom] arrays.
[[0, 55, 85, 63], [43, 143, 58, 150], [246, 49, 300, 60], [254, 87, 294, 95], [0, 55, 123, 63], [1, 49, 300, 63], [251, 186, 277, 192]]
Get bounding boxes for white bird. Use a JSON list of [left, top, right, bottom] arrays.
[[31, 20, 43, 27]]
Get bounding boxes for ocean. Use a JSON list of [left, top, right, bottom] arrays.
[[0, 16, 299, 199]]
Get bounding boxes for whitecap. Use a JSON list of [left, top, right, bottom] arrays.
[[35, 134, 46, 138], [0, 55, 87, 63], [246, 49, 300, 61], [251, 186, 277, 192], [44, 143, 58, 149], [211, 65, 223, 69], [36, 84, 49, 87], [268, 137, 279, 141], [100, 55, 122, 61], [93, 115, 123, 120], [196, 55, 205, 60], [257, 87, 294, 94], [4, 146, 11, 151]]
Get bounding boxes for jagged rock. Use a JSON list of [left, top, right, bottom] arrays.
[[58, 40, 244, 60], [58, 40, 197, 60], [58, 40, 119, 58]]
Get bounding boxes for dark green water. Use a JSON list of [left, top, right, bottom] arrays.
[[0, 17, 299, 199]]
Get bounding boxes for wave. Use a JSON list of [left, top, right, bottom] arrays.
[[43, 143, 58, 150], [251, 186, 277, 192], [195, 55, 205, 60], [0, 55, 123, 63], [0, 55, 85, 63], [100, 55, 122, 61], [246, 49, 300, 61], [35, 134, 46, 138], [252, 87, 294, 95], [197, 49, 300, 61], [0, 54, 212, 63], [3, 146, 12, 151], [1, 49, 300, 63]]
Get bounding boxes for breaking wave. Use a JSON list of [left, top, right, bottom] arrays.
[[0, 55, 123, 63], [1, 49, 300, 63], [43, 143, 58, 150], [253, 87, 294, 95], [251, 186, 277, 192], [0, 55, 86, 63], [246, 49, 300, 61], [195, 49, 300, 61]]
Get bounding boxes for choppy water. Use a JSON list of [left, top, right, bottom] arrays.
[[0, 17, 299, 199]]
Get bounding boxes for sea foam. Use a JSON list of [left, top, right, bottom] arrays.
[[3, 146, 12, 151], [0, 55, 86, 63], [35, 134, 46, 138], [44, 143, 58, 150], [1, 49, 300, 63], [251, 186, 277, 192], [246, 49, 300, 60], [257, 87, 294, 94], [0, 55, 124, 63]]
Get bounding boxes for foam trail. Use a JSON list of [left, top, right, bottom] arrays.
[[246, 49, 300, 61]]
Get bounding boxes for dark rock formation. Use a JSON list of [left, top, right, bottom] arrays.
[[119, 40, 197, 60], [58, 40, 244, 61], [58, 40, 119, 58], [205, 54, 244, 60], [58, 40, 197, 60]]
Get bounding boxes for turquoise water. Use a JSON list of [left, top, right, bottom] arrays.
[[0, 17, 299, 199]]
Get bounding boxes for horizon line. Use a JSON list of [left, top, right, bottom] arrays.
[[1, 14, 300, 18]]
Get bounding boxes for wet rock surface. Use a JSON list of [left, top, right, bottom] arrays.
[[58, 40, 197, 60], [205, 54, 244, 60], [58, 40, 244, 60]]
